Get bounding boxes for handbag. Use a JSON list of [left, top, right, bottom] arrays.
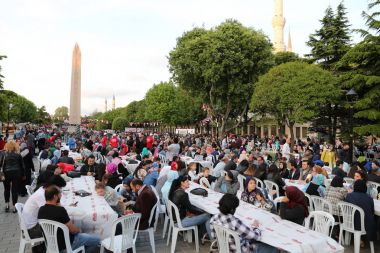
[[0, 154, 5, 182], [190, 187, 208, 197]]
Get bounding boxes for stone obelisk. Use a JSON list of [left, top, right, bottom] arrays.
[[272, 0, 286, 53], [69, 43, 81, 128]]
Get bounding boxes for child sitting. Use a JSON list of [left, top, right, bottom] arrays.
[[254, 190, 275, 213], [198, 167, 217, 188]]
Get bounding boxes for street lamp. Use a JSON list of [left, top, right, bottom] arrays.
[[346, 88, 358, 164]]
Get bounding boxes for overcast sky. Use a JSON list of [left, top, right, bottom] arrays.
[[0, 0, 369, 115]]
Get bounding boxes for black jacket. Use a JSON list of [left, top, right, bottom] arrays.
[[1, 152, 25, 176], [170, 189, 202, 220]]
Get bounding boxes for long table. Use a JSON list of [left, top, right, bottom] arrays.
[[60, 176, 118, 239], [188, 182, 344, 253]]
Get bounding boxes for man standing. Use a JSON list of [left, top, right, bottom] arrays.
[[281, 138, 291, 161], [37, 185, 100, 253]]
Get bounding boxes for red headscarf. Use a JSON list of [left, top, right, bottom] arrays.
[[285, 186, 309, 217]]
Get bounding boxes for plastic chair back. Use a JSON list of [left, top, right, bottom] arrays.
[[167, 200, 183, 229], [337, 202, 365, 233], [311, 196, 333, 213], [344, 177, 354, 185], [253, 177, 264, 189], [38, 219, 74, 253], [213, 224, 241, 253], [115, 184, 123, 192], [25, 185, 34, 197], [199, 177, 211, 188], [15, 203, 32, 241], [305, 211, 334, 237], [264, 180, 280, 200], [237, 174, 246, 192], [110, 214, 141, 251]]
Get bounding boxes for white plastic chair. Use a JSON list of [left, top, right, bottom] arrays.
[[337, 202, 375, 253], [311, 196, 333, 213], [167, 200, 199, 253], [344, 177, 354, 185], [304, 211, 335, 237], [264, 180, 280, 200], [159, 154, 169, 166], [367, 181, 380, 199], [199, 177, 211, 189], [213, 224, 241, 253], [15, 203, 45, 253], [253, 177, 264, 189], [38, 219, 85, 253], [237, 175, 246, 192], [220, 170, 227, 177], [114, 184, 123, 193], [25, 185, 34, 197], [138, 200, 159, 253], [304, 193, 313, 212], [100, 213, 141, 253]]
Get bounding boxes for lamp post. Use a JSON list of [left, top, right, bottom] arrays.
[[7, 103, 13, 134], [346, 88, 358, 164]]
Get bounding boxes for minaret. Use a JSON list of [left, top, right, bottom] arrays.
[[287, 30, 292, 52], [272, 0, 286, 53], [105, 98, 108, 112], [112, 94, 115, 110], [69, 43, 81, 125]]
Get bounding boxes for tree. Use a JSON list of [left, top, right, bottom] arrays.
[[112, 117, 129, 131], [54, 106, 69, 121], [169, 19, 273, 136], [0, 55, 6, 89], [336, 0, 380, 135], [250, 62, 340, 141], [306, 3, 351, 69], [0, 90, 38, 123], [35, 106, 51, 124], [273, 51, 301, 66]]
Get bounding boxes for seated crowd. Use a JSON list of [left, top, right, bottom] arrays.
[[11, 132, 380, 253]]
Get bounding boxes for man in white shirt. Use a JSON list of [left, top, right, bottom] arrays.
[[22, 175, 66, 253], [281, 138, 291, 161], [167, 138, 180, 161]]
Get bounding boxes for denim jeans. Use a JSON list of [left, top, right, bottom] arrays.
[[181, 213, 211, 239], [71, 233, 100, 253]]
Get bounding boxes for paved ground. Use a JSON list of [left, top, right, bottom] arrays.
[[0, 157, 378, 252]]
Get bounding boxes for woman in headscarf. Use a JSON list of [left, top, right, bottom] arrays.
[[161, 162, 179, 204], [105, 163, 121, 188], [280, 186, 309, 225], [141, 147, 151, 159], [345, 180, 376, 246], [303, 173, 326, 197], [241, 177, 263, 205], [325, 176, 348, 215]]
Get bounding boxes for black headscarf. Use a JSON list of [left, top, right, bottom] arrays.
[[353, 179, 367, 193], [330, 176, 344, 188]]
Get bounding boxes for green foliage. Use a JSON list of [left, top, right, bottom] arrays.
[[0, 55, 6, 89], [0, 90, 38, 123], [36, 106, 51, 124], [144, 82, 204, 126], [54, 106, 69, 120], [306, 3, 351, 69], [250, 62, 340, 140], [169, 19, 273, 134], [273, 51, 301, 66], [112, 117, 129, 131], [336, 0, 380, 136]]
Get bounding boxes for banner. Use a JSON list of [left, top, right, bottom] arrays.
[[175, 129, 195, 135], [125, 128, 145, 133]]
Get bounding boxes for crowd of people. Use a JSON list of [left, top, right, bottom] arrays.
[[1, 127, 380, 252]]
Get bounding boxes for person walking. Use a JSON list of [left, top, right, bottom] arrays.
[[1, 140, 25, 213]]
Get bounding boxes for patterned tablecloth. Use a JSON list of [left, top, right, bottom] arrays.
[[188, 182, 344, 253], [60, 176, 118, 239]]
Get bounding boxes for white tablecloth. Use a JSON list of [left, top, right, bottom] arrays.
[[180, 156, 213, 169], [61, 176, 118, 239], [188, 182, 344, 253], [285, 179, 350, 190]]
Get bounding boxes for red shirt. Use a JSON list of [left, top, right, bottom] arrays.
[[110, 136, 118, 148], [101, 136, 107, 147]]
